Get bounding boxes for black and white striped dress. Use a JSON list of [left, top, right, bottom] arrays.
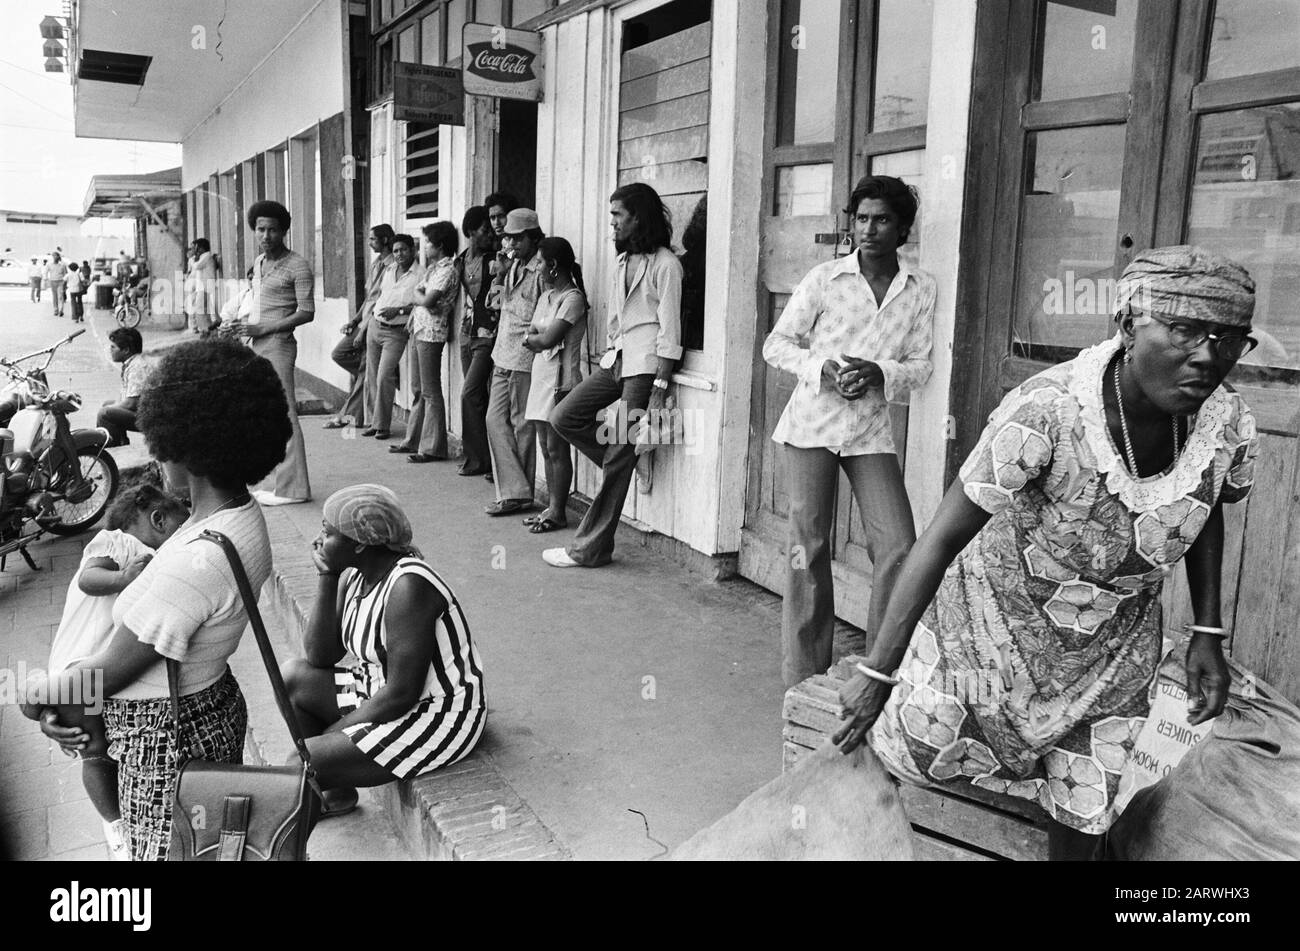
[[334, 557, 486, 779]]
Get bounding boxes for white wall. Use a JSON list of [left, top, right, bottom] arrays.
[[180, 1, 346, 191], [905, 0, 979, 527]]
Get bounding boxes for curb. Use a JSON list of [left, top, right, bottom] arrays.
[[257, 504, 570, 861]]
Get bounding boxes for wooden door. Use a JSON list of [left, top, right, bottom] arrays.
[[740, 0, 933, 626], [956, 0, 1300, 703], [739, 0, 863, 621]]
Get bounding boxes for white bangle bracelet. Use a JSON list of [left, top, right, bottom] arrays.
[[856, 663, 900, 686], [1187, 624, 1228, 637]]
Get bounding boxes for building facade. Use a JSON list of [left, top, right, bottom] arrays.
[[71, 0, 1300, 703]]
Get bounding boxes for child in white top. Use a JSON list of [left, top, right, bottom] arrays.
[[22, 482, 188, 859]]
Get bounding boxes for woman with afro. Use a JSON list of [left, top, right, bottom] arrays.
[[39, 338, 293, 860]]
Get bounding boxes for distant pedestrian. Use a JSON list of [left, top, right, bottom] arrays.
[[323, 224, 394, 431], [45, 252, 67, 317], [544, 183, 682, 567], [397, 221, 459, 463], [27, 257, 42, 301], [281, 484, 485, 816], [523, 237, 588, 534], [454, 206, 497, 476], [185, 238, 218, 334], [228, 200, 315, 505], [65, 262, 86, 322], [97, 327, 150, 447], [363, 233, 424, 441], [20, 482, 188, 861], [484, 209, 546, 516]]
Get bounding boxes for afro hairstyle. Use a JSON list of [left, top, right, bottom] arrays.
[[136, 338, 292, 489]]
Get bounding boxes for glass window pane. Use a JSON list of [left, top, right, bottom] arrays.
[[777, 0, 841, 146], [421, 12, 442, 65], [775, 164, 833, 217], [1186, 105, 1300, 370], [1013, 125, 1126, 356], [870, 149, 925, 267], [1038, 0, 1137, 102], [446, 0, 468, 60], [1206, 0, 1300, 81], [511, 0, 550, 25], [872, 0, 933, 132], [476, 0, 504, 25], [398, 26, 417, 63]]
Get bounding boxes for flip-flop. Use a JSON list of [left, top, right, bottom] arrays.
[[529, 517, 566, 534], [522, 514, 542, 525], [484, 499, 533, 516]]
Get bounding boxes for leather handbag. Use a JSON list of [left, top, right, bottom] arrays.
[[165, 529, 322, 861]]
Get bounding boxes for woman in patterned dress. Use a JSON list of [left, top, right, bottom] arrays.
[[835, 247, 1261, 860], [282, 484, 486, 816]]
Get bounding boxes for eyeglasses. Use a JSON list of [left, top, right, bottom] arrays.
[[1130, 311, 1258, 361]]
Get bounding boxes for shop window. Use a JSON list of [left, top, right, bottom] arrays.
[[446, 0, 468, 61], [775, 0, 840, 146], [398, 25, 418, 63], [421, 10, 443, 65], [374, 37, 394, 99], [1012, 125, 1126, 360], [619, 0, 712, 351], [775, 163, 833, 217], [1186, 103, 1300, 371], [403, 121, 440, 220], [871, 0, 933, 132], [1035, 0, 1137, 102], [870, 149, 925, 268], [1206, 0, 1300, 81]]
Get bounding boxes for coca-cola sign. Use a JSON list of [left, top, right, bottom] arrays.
[[462, 23, 544, 102], [467, 44, 537, 83]]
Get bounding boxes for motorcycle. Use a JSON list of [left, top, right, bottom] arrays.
[[0, 329, 119, 571]]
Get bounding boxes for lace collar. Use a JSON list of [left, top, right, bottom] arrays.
[[1071, 335, 1231, 512]]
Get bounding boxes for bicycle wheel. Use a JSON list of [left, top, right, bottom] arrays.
[[117, 304, 141, 329]]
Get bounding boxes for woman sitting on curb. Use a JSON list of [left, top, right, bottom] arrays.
[[282, 484, 487, 815]]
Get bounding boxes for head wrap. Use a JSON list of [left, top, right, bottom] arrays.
[[1115, 245, 1255, 328], [322, 484, 419, 555]]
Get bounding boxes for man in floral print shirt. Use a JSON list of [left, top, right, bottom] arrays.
[[763, 175, 936, 688]]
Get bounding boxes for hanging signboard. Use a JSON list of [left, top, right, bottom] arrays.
[[392, 63, 465, 125], [461, 23, 544, 101]]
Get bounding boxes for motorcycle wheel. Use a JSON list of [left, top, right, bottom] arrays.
[[116, 304, 141, 329], [46, 447, 120, 536]]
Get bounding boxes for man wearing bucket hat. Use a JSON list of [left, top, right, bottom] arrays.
[[835, 246, 1261, 860], [483, 208, 547, 516]]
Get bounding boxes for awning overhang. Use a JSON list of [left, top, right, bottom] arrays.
[[83, 168, 182, 218]]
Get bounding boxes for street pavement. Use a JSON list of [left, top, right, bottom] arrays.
[[0, 286, 861, 861]]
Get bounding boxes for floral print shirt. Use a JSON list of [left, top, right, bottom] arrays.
[[411, 257, 458, 344], [868, 335, 1259, 834]]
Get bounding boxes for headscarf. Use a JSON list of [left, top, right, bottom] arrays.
[[322, 484, 420, 556], [1115, 245, 1255, 328]]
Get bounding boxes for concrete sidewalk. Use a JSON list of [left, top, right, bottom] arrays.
[[261, 419, 796, 859]]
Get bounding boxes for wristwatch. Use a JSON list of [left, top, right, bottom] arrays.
[[652, 378, 669, 391]]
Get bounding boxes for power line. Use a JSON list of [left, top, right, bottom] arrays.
[[0, 78, 71, 122], [0, 57, 70, 84]]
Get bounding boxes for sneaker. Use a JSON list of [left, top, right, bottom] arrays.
[[103, 819, 131, 861], [252, 490, 310, 507], [542, 547, 582, 568]]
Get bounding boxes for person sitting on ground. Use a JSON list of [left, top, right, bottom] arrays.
[[835, 246, 1261, 861], [38, 338, 291, 860], [21, 481, 188, 860], [522, 237, 588, 533], [282, 484, 486, 816], [97, 328, 150, 448]]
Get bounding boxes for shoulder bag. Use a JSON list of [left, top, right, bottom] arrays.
[[165, 529, 323, 861]]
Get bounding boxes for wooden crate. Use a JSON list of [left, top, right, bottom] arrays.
[[783, 658, 1051, 861]]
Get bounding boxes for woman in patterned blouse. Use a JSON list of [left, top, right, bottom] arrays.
[[835, 246, 1260, 861], [762, 176, 936, 689]]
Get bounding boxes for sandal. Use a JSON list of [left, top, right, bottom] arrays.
[[484, 499, 534, 517], [408, 453, 443, 463], [388, 444, 415, 453], [529, 517, 566, 534], [522, 514, 542, 525]]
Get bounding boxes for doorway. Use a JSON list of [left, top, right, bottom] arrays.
[[954, 0, 1300, 702]]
